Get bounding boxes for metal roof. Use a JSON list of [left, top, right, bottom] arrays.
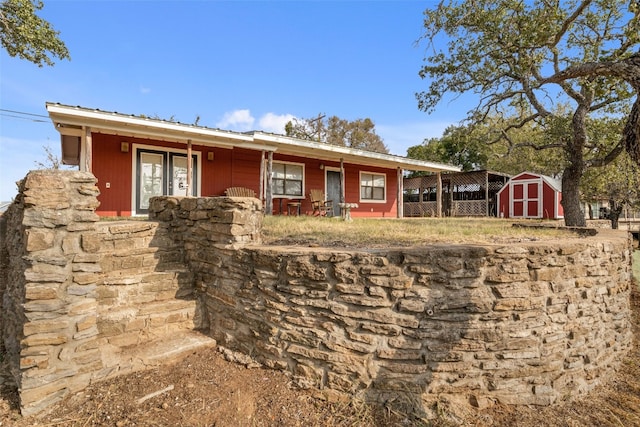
[[46, 103, 461, 173]]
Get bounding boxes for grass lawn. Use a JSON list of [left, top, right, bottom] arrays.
[[262, 216, 576, 248]]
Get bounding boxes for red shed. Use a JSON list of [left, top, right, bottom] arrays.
[[497, 172, 564, 219]]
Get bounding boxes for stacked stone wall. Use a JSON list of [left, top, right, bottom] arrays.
[[0, 170, 102, 415], [150, 197, 634, 408], [0, 173, 634, 416]]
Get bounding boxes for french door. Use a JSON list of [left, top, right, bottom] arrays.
[[136, 149, 198, 214]]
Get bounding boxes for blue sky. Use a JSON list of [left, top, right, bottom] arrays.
[[0, 0, 468, 202]]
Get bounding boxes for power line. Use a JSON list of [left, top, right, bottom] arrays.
[[0, 108, 49, 123]]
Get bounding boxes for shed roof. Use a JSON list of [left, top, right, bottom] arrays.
[[46, 103, 461, 174], [509, 171, 562, 192]]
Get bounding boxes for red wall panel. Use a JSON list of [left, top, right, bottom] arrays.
[[90, 132, 400, 218]]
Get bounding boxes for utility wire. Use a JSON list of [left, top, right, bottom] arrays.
[[0, 108, 49, 122]]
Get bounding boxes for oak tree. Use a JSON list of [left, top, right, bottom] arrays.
[[285, 114, 389, 154], [417, 0, 640, 226], [0, 0, 69, 66]]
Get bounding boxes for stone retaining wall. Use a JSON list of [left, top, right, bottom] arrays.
[[0, 170, 633, 416], [151, 197, 633, 409]]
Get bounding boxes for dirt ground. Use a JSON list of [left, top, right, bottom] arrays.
[[1, 286, 639, 426]]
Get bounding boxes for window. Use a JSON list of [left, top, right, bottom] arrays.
[[272, 162, 303, 197], [360, 172, 386, 202]]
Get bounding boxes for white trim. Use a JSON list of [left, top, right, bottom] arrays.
[[271, 160, 305, 199], [47, 103, 461, 174], [359, 170, 387, 204], [130, 143, 202, 216], [509, 178, 543, 219], [324, 166, 341, 196]]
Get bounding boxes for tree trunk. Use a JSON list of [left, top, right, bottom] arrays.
[[562, 164, 586, 227], [562, 102, 589, 227], [609, 199, 623, 230]]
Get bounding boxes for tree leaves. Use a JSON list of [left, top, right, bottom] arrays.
[[285, 114, 389, 154], [0, 0, 70, 67], [415, 0, 639, 226]]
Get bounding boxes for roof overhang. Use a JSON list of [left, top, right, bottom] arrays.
[[46, 103, 461, 173]]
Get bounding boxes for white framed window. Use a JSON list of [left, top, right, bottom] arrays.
[[272, 161, 304, 197], [132, 143, 201, 215], [360, 171, 386, 202]]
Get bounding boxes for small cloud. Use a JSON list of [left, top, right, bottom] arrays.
[[139, 86, 151, 94], [259, 113, 296, 134], [216, 109, 255, 131]]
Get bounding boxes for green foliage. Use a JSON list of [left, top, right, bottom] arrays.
[[416, 0, 640, 226], [285, 114, 389, 154], [406, 125, 490, 172], [0, 0, 69, 66]]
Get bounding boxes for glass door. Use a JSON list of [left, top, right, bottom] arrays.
[[135, 149, 199, 214], [137, 151, 166, 213], [169, 154, 197, 196]]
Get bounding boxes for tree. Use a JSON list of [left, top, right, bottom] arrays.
[[407, 114, 566, 176], [285, 114, 389, 154], [0, 0, 69, 66], [417, 0, 640, 226], [407, 125, 490, 172]]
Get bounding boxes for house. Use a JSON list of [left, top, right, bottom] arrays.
[[496, 171, 564, 220], [46, 103, 460, 217], [403, 170, 511, 217]]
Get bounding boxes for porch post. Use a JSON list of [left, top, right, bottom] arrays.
[[186, 139, 192, 196], [485, 172, 489, 216], [265, 151, 273, 215], [397, 168, 403, 218], [340, 158, 345, 203], [259, 150, 265, 203], [436, 172, 442, 217], [81, 127, 92, 172]]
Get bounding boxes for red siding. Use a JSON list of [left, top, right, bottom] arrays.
[[91, 134, 133, 216], [542, 182, 556, 219], [89, 132, 400, 218]]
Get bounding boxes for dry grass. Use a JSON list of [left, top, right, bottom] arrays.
[[262, 216, 576, 248]]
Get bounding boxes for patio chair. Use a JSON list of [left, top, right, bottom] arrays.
[[225, 187, 256, 198], [309, 189, 333, 216]]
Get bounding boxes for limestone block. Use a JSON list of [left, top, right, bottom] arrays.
[[25, 264, 68, 283], [21, 332, 68, 347], [76, 315, 97, 332], [23, 320, 69, 336], [73, 325, 98, 340], [23, 299, 66, 313], [24, 285, 59, 300], [62, 235, 81, 254], [25, 229, 55, 252]]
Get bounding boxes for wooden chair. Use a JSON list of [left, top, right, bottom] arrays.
[[309, 189, 333, 216], [225, 187, 256, 198]]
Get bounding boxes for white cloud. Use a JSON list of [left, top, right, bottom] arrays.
[[139, 86, 151, 94], [216, 109, 255, 131], [216, 110, 296, 134], [258, 112, 296, 134]]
